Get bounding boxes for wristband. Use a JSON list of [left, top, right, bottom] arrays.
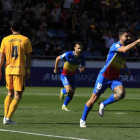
[[125, 68, 129, 71], [26, 69, 30, 73]]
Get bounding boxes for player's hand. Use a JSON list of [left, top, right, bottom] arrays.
[[25, 72, 30, 80], [78, 68, 85, 73], [54, 68, 59, 73], [0, 72, 2, 80]]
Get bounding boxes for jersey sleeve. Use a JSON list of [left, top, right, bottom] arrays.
[[0, 38, 5, 53], [25, 38, 33, 53], [60, 52, 68, 60], [110, 43, 121, 52]]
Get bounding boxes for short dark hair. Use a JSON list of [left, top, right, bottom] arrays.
[[118, 28, 128, 37], [10, 19, 21, 32], [74, 41, 83, 46]]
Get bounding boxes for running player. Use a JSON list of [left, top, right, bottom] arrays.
[[54, 41, 85, 111], [80, 29, 140, 127], [0, 19, 33, 124]]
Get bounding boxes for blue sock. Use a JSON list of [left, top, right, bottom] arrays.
[[63, 95, 73, 106], [103, 93, 115, 106], [81, 104, 92, 121], [62, 89, 67, 94]]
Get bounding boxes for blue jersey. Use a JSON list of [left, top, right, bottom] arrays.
[[100, 41, 128, 80], [60, 51, 86, 76]]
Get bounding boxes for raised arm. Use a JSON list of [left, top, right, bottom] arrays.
[[118, 39, 140, 53]]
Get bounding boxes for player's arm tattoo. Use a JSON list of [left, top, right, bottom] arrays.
[[113, 85, 126, 100]]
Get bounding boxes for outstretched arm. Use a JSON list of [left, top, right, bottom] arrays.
[[54, 56, 61, 73], [118, 39, 140, 53]]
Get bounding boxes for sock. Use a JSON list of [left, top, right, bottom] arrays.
[[62, 88, 67, 94], [4, 96, 12, 117], [81, 104, 92, 121], [103, 93, 115, 106], [63, 95, 73, 106], [6, 98, 19, 119]]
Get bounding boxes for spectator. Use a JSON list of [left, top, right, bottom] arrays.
[[0, 16, 10, 37], [45, 38, 56, 55], [78, 28, 89, 50], [22, 0, 33, 11], [20, 19, 30, 37], [63, 0, 73, 11], [80, 11, 91, 31], [37, 24, 47, 48], [1, 0, 13, 19], [31, 36, 40, 55], [61, 9, 71, 29], [101, 30, 115, 56], [50, 6, 62, 30], [53, 0, 63, 8], [22, 7, 34, 24], [33, 2, 43, 20], [37, 24, 53, 48], [67, 10, 80, 30], [107, 2, 117, 28], [55, 39, 64, 55], [67, 29, 79, 50], [11, 0, 25, 19]]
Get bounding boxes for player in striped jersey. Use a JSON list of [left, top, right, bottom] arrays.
[[54, 41, 85, 111], [80, 29, 140, 127]]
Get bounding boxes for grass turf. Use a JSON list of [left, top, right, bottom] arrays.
[[0, 87, 140, 140]]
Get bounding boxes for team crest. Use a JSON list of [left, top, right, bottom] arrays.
[[62, 53, 65, 58], [115, 44, 120, 48]]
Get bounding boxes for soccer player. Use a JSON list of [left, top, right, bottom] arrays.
[[80, 29, 140, 127], [54, 41, 85, 111], [0, 19, 33, 124]]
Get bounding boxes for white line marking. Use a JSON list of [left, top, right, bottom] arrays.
[[115, 112, 127, 114], [1, 92, 140, 99], [0, 129, 89, 140]]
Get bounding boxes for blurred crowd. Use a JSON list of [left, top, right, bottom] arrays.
[[0, 0, 140, 58]]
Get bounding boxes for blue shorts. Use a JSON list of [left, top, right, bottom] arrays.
[[61, 75, 76, 89], [93, 73, 123, 95]]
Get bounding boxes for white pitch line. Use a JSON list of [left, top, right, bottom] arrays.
[[1, 92, 140, 99], [0, 129, 89, 140], [115, 112, 127, 114]]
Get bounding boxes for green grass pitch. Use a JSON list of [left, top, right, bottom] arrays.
[[0, 87, 140, 140]]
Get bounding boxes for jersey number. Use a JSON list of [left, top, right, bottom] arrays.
[[12, 46, 18, 59], [97, 83, 102, 89]]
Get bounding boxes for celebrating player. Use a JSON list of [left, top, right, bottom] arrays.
[[54, 41, 85, 111], [0, 19, 33, 124], [80, 29, 140, 127]]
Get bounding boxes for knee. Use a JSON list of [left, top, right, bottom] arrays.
[[7, 93, 14, 98], [115, 91, 126, 100], [15, 94, 22, 100], [66, 88, 74, 96]]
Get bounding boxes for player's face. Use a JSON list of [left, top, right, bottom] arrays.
[[74, 44, 83, 56], [121, 32, 131, 46]]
